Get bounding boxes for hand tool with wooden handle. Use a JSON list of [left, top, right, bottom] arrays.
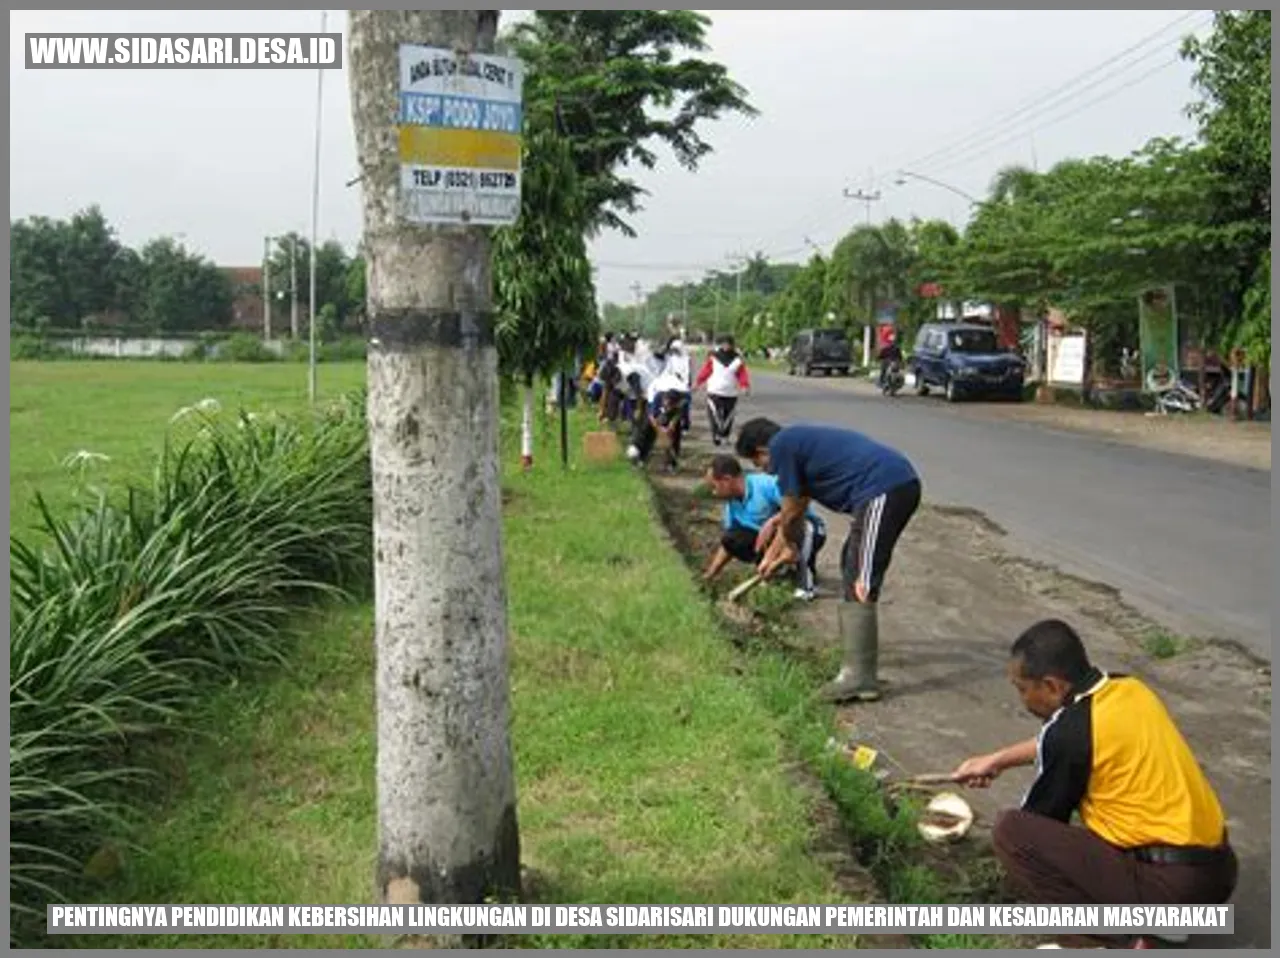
[[901, 772, 962, 785], [726, 573, 766, 603]]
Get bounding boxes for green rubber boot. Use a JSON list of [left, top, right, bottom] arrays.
[[820, 601, 882, 703]]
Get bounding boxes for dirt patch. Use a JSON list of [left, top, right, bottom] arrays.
[[927, 503, 1008, 537], [647, 429, 1272, 949], [987, 402, 1272, 472]]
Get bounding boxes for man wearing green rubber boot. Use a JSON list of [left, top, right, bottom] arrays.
[[735, 418, 922, 703]]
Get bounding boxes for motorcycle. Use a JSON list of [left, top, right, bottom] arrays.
[[880, 361, 905, 397], [1153, 380, 1202, 415]]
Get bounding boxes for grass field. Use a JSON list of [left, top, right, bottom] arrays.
[[15, 360, 882, 948], [10, 362, 367, 539]]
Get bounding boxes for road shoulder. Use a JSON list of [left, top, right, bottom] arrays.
[[762, 370, 1272, 472]]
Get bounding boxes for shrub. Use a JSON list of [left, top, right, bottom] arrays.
[[182, 331, 224, 362], [12, 334, 71, 360], [282, 339, 310, 363], [279, 336, 366, 363], [218, 333, 278, 363], [321, 336, 367, 362], [8, 393, 372, 944]]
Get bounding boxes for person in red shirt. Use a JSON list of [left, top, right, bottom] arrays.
[[694, 335, 752, 446]]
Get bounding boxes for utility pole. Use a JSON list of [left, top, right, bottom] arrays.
[[348, 9, 520, 919], [262, 235, 273, 341], [842, 187, 882, 226], [680, 279, 688, 340], [727, 253, 747, 325], [719, 254, 746, 346], [289, 236, 299, 339], [307, 8, 326, 403], [630, 282, 644, 333]]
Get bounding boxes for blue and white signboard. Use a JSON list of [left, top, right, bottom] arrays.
[[396, 44, 524, 226]]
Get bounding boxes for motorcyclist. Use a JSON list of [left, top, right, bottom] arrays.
[[877, 334, 903, 388]]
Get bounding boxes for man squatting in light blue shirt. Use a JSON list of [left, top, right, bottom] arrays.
[[700, 453, 827, 600]]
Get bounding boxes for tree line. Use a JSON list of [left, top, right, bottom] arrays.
[[12, 12, 1265, 385], [9, 205, 370, 339], [10, 11, 756, 379], [618, 11, 1270, 376]]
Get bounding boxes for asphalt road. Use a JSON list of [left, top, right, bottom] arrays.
[[738, 371, 1272, 661]]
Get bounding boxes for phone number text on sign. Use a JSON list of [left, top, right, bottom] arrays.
[[397, 44, 523, 227]]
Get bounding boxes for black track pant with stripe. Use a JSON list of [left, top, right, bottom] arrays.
[[840, 479, 922, 602], [723, 520, 826, 591], [706, 394, 738, 442]]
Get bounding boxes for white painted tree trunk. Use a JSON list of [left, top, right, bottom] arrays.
[[348, 10, 520, 912], [520, 381, 534, 469]]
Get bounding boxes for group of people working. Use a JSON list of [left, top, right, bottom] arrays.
[[691, 397, 1238, 948], [585, 331, 753, 473]]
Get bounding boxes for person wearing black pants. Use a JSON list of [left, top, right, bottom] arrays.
[[695, 336, 752, 446], [626, 389, 685, 473], [736, 418, 921, 702], [701, 454, 826, 598], [706, 394, 738, 444]]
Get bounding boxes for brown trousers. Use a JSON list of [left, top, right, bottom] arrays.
[[993, 809, 1237, 944]]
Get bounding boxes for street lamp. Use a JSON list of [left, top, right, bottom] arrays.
[[842, 187, 881, 225], [894, 170, 980, 205], [307, 9, 327, 405]]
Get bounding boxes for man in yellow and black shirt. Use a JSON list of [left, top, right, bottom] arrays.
[[953, 619, 1237, 945]]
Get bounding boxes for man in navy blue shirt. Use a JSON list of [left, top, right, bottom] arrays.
[[735, 418, 922, 703]]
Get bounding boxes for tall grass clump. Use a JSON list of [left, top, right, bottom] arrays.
[[9, 392, 373, 945]]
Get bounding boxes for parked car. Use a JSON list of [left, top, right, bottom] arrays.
[[787, 328, 852, 377], [909, 322, 1025, 402]]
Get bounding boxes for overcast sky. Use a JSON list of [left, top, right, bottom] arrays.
[[11, 9, 1213, 306]]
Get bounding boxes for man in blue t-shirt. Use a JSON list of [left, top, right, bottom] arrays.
[[734, 418, 922, 703], [701, 454, 827, 599]]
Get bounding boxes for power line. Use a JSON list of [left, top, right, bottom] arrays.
[[907, 39, 1190, 178], [872, 10, 1203, 183], [605, 13, 1210, 263], [870, 10, 1206, 187], [920, 53, 1191, 182], [596, 44, 1189, 284], [777, 18, 1204, 254], [772, 19, 1209, 254], [593, 237, 833, 275], [594, 48, 1201, 288], [744, 186, 865, 251], [596, 13, 1215, 294], [907, 19, 1212, 182]]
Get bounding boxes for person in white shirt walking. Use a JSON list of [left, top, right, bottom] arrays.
[[695, 335, 752, 446]]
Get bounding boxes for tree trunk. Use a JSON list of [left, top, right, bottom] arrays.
[[348, 9, 521, 915], [520, 378, 534, 470]]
